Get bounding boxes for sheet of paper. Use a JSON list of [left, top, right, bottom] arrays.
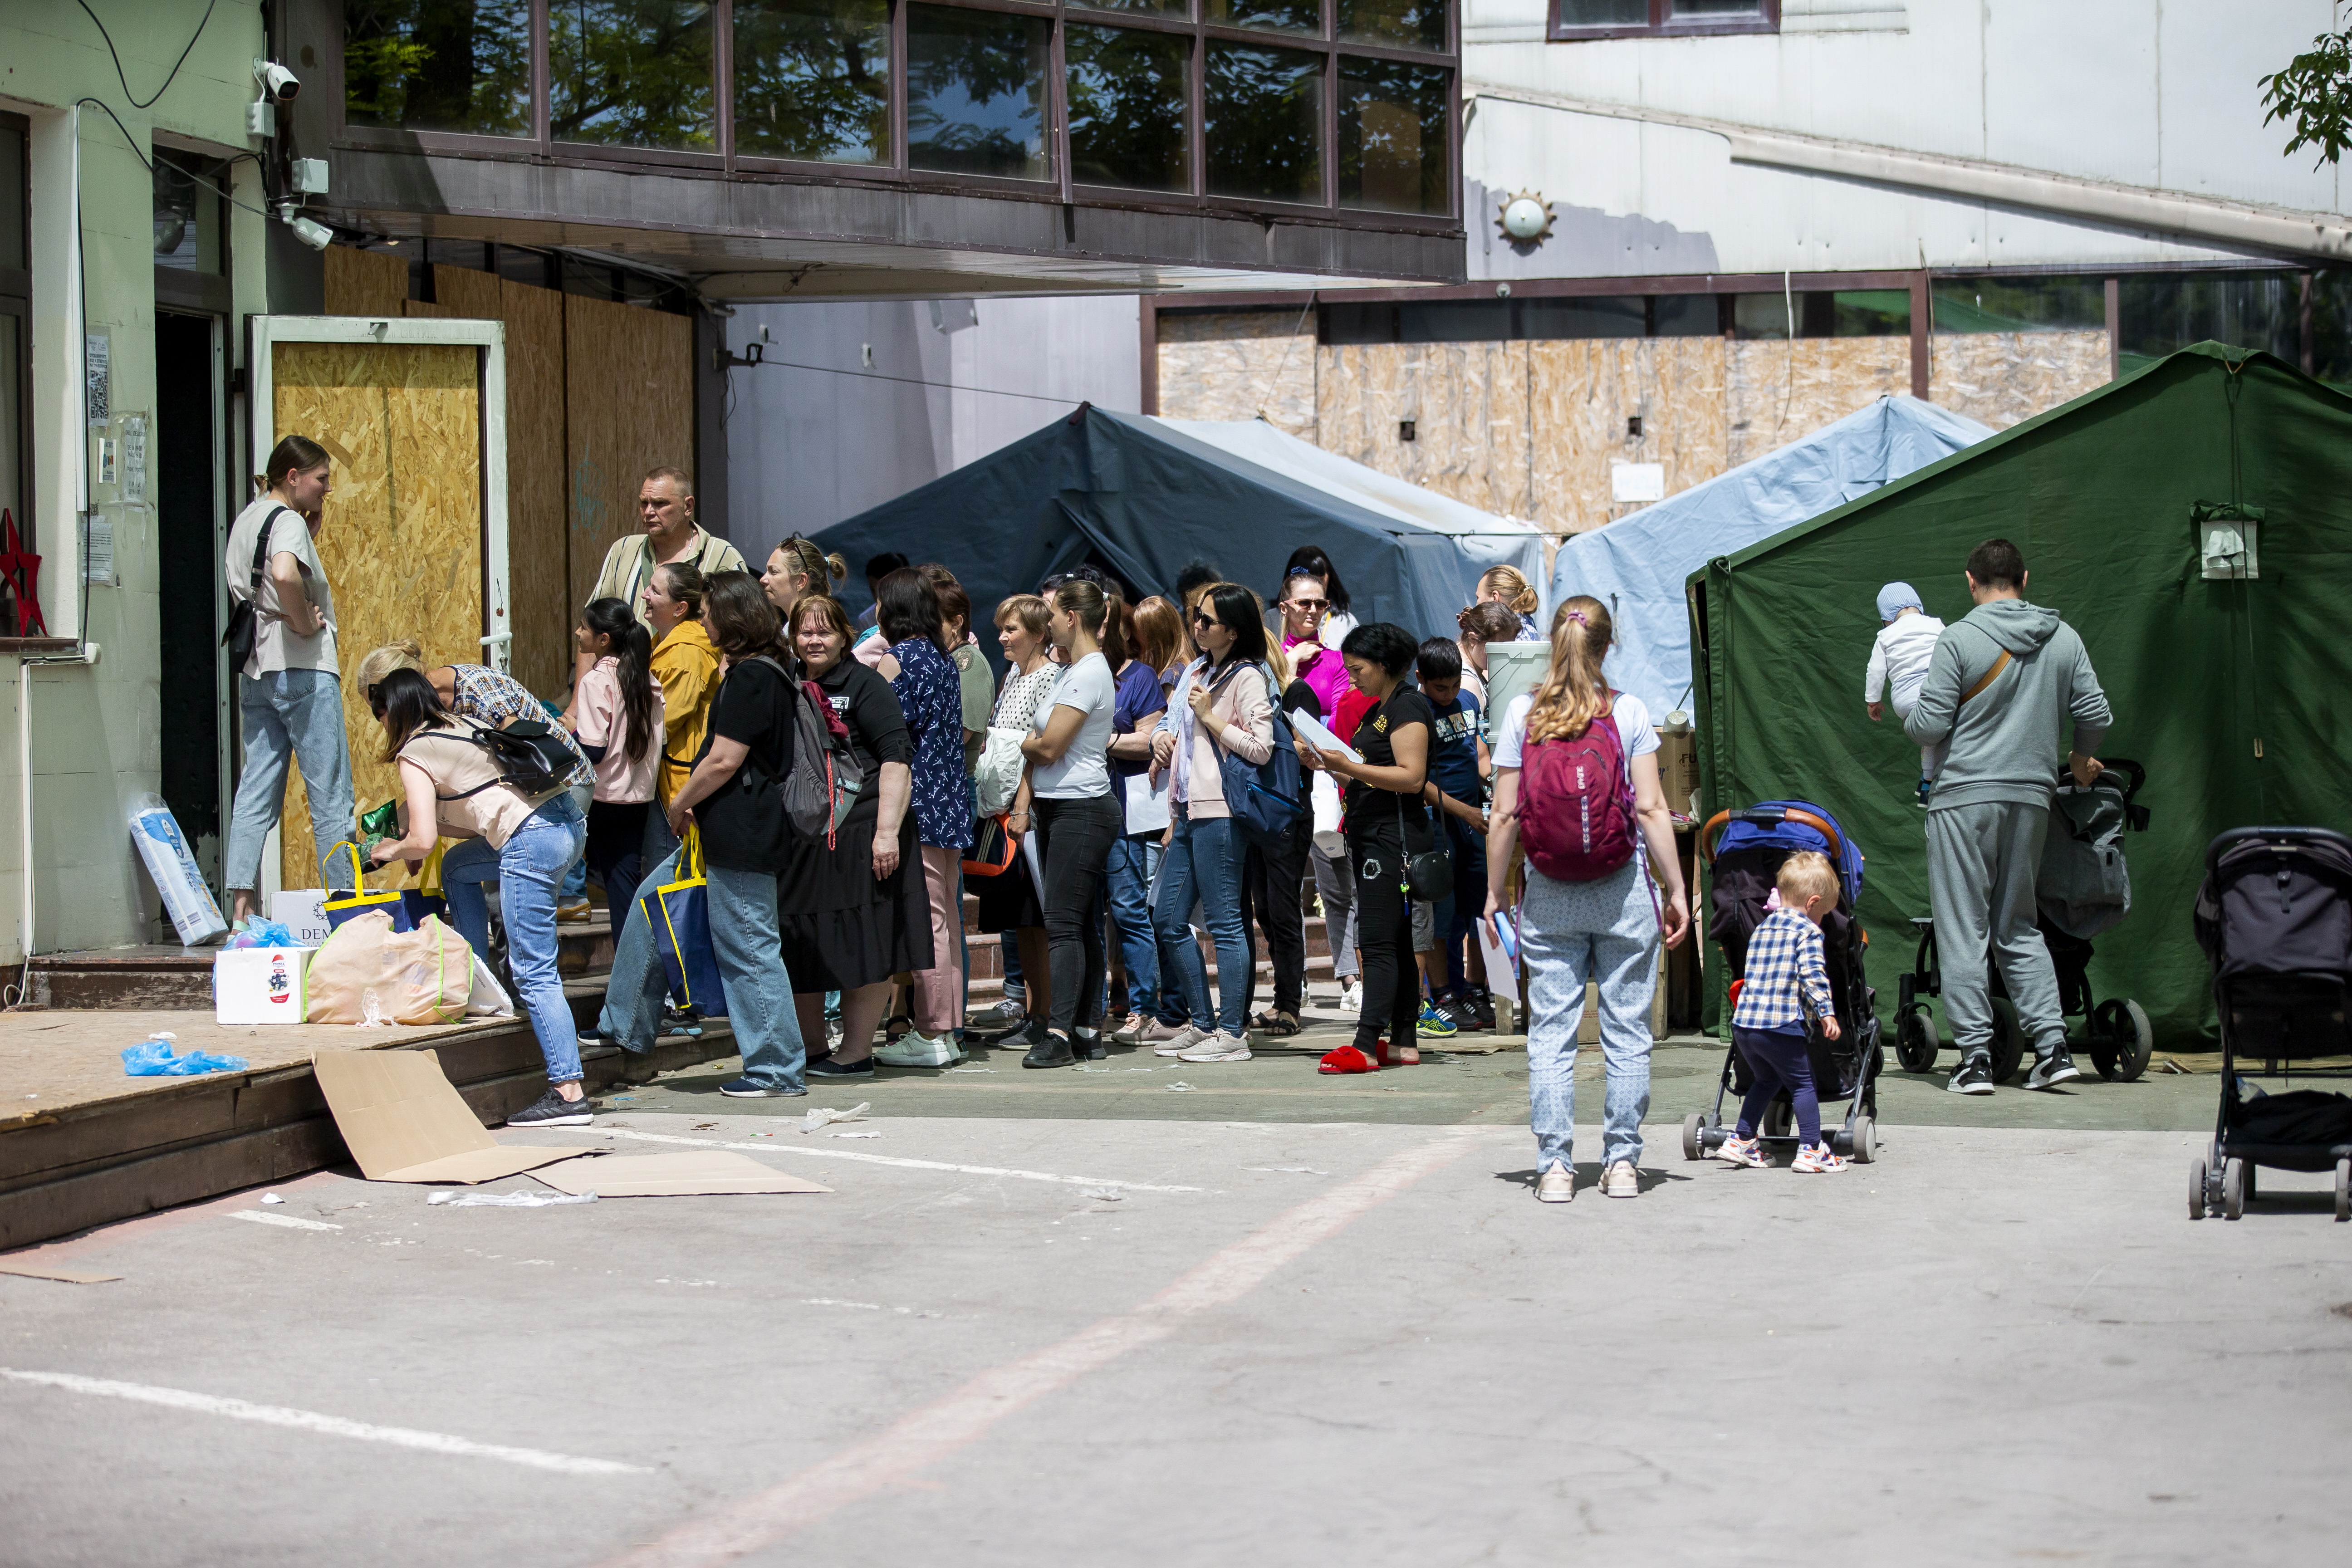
[[1290, 708, 1363, 765], [1125, 769, 1171, 834], [1020, 829, 1044, 892], [1475, 909, 1520, 988]]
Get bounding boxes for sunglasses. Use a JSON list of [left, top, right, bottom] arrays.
[[1191, 611, 1219, 628], [1287, 598, 1328, 612]]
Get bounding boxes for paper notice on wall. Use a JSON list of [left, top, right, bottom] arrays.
[[1611, 462, 1665, 504], [85, 333, 109, 428], [84, 516, 114, 586], [121, 415, 147, 506]]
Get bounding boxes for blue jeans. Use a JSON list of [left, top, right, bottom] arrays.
[[225, 669, 357, 892], [440, 795, 587, 1086], [1154, 808, 1250, 1035], [1520, 857, 1659, 1172], [1106, 834, 1164, 1019], [598, 847, 806, 1093]]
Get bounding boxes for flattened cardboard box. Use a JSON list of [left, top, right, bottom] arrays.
[[312, 1051, 599, 1184], [529, 1150, 830, 1198]]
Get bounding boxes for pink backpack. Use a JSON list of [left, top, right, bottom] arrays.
[[1519, 697, 1638, 882]]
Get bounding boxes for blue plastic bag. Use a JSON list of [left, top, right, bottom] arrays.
[[638, 830, 727, 1019], [224, 917, 297, 950], [122, 1035, 251, 1077]]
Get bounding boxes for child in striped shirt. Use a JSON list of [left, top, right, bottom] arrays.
[[1721, 850, 1847, 1173]]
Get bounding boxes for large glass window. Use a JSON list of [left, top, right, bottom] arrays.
[[1067, 25, 1191, 192], [906, 6, 1052, 180], [1204, 0, 1322, 34], [1339, 0, 1446, 50], [550, 0, 717, 151], [0, 118, 24, 569], [344, 0, 533, 136], [1205, 41, 1321, 203], [1933, 276, 2105, 334], [1732, 289, 1906, 338], [733, 0, 892, 164], [2119, 272, 2303, 376], [1073, 0, 1191, 16], [1337, 58, 1447, 214], [1552, 0, 1775, 36], [153, 153, 224, 274]]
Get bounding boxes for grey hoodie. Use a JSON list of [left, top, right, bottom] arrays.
[[1904, 598, 2111, 813]]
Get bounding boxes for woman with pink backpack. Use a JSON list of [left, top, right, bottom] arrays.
[[1485, 596, 1691, 1204]]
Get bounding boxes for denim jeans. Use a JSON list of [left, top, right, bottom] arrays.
[[1154, 808, 1250, 1035], [1520, 857, 1660, 1172], [1106, 833, 1168, 1021], [440, 795, 587, 1086], [598, 846, 806, 1093], [225, 669, 358, 892]]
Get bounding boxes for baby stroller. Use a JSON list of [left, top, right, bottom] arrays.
[[1893, 759, 2155, 1083], [1683, 801, 1883, 1164], [2190, 827, 2352, 1221]]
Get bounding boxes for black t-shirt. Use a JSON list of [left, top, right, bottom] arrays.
[[694, 656, 798, 872], [813, 657, 912, 823], [1345, 686, 1433, 845]]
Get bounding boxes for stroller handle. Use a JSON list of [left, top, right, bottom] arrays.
[[1700, 806, 1844, 866], [2061, 755, 2145, 800], [2205, 824, 2352, 875]]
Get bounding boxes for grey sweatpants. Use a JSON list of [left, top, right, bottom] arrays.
[[1925, 800, 2064, 1062]]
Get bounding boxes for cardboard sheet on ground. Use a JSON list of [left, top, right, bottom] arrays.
[[312, 1051, 599, 1184], [528, 1150, 831, 1198]]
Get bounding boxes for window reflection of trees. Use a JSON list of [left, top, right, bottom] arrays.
[[1205, 41, 1321, 202], [549, 0, 716, 150], [906, 7, 1051, 179], [1338, 58, 1447, 213], [1067, 26, 1190, 191], [734, 0, 892, 163], [345, 0, 533, 135]]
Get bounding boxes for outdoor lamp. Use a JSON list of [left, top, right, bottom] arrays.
[[1499, 193, 1553, 245]]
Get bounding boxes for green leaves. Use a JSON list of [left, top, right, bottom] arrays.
[[2260, 25, 2352, 169]]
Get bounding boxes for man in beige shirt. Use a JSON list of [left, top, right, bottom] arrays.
[[578, 466, 745, 687]]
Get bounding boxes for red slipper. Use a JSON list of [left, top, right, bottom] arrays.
[[1318, 1045, 1378, 1074]]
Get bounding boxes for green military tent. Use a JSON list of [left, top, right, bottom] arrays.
[[1691, 343, 2352, 1047]]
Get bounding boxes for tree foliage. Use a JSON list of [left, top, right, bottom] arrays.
[[2260, 22, 2352, 168]]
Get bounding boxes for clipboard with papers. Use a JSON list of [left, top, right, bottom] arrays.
[[1290, 708, 1362, 764]]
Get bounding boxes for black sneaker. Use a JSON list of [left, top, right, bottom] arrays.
[[808, 1056, 874, 1078], [2027, 1050, 2082, 1090], [1073, 1030, 1107, 1061], [718, 1077, 805, 1098], [507, 1088, 594, 1127], [1023, 1032, 1078, 1069], [1945, 1057, 1995, 1096]]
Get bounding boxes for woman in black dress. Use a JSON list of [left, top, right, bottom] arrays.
[[780, 594, 934, 1078]]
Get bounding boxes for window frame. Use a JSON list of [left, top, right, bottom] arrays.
[[1547, 0, 1777, 44], [327, 0, 1459, 226], [0, 110, 29, 576]]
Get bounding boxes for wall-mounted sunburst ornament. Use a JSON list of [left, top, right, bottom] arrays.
[[1496, 190, 1554, 252]]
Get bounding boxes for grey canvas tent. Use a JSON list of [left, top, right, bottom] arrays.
[[813, 405, 1536, 652], [1548, 396, 1992, 718]]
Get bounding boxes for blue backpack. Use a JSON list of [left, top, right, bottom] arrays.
[[1210, 662, 1306, 848]]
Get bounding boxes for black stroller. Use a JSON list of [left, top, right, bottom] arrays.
[[2190, 827, 2352, 1221], [1893, 759, 2156, 1083], [1682, 801, 1883, 1164]]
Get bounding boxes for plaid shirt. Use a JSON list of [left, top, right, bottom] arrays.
[[447, 664, 592, 789], [1732, 906, 1836, 1030]]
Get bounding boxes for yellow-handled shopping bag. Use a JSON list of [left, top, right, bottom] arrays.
[[322, 842, 448, 934], [637, 827, 727, 1018]]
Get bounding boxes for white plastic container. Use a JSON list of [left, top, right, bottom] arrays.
[[128, 794, 228, 946], [214, 946, 313, 1025]]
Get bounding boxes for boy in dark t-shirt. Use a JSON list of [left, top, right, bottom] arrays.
[[1416, 639, 1494, 1032]]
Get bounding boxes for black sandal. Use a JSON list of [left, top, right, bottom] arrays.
[[1254, 1009, 1301, 1038]]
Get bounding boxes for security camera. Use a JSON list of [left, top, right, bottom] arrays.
[[254, 59, 301, 102], [284, 212, 332, 251]]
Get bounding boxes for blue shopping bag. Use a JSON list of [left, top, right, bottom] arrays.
[[639, 828, 727, 1018], [322, 842, 447, 933]]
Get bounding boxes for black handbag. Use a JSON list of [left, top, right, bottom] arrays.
[[1395, 789, 1452, 902], [219, 505, 287, 668]]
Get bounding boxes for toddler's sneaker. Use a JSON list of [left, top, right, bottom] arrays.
[[1792, 1142, 1848, 1173], [1338, 979, 1364, 1016], [1415, 1000, 1458, 1039], [1714, 1134, 1766, 1168], [1916, 777, 1933, 808]]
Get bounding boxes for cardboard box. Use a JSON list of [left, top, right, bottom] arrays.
[[1657, 717, 1699, 817], [312, 1050, 599, 1184], [269, 889, 331, 947], [215, 946, 313, 1025]]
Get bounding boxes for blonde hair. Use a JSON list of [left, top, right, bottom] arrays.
[[1133, 595, 1182, 673], [995, 593, 1050, 637], [1777, 850, 1840, 911], [775, 537, 847, 592], [354, 639, 426, 695], [1480, 566, 1539, 616], [1524, 596, 1613, 745]]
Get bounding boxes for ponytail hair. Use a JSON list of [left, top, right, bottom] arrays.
[[581, 597, 657, 767], [1524, 595, 1614, 744], [1479, 565, 1539, 617], [257, 434, 330, 498], [779, 536, 848, 594], [656, 560, 706, 617]]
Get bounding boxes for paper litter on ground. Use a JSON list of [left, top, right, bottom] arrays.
[[1164, 1082, 1195, 1092], [832, 1130, 879, 1138], [428, 1191, 598, 1208], [800, 1102, 870, 1133]]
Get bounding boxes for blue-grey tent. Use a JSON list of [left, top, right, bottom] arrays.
[[813, 405, 1538, 659], [1547, 395, 1994, 719]]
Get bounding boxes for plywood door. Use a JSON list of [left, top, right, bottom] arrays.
[[270, 342, 483, 889], [565, 294, 695, 618]]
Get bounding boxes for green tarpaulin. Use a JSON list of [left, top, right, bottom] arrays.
[[1692, 343, 2352, 1046]]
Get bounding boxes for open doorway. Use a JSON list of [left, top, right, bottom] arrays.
[[154, 311, 224, 887]]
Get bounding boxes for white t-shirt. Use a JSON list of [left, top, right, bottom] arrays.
[[1493, 690, 1658, 770], [575, 657, 665, 805], [1030, 651, 1116, 800], [1318, 609, 1361, 651], [225, 496, 338, 676]]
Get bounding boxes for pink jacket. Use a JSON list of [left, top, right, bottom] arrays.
[[1161, 659, 1273, 820]]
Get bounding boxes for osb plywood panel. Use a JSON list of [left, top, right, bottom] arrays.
[[430, 266, 571, 698], [1528, 338, 1729, 534], [1928, 330, 2111, 430], [1725, 338, 1912, 466], [1315, 342, 1532, 519], [402, 299, 456, 319], [566, 295, 693, 620], [1156, 312, 1317, 436], [323, 246, 408, 317], [272, 342, 483, 889]]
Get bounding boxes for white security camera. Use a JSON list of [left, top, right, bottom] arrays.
[[254, 59, 301, 102]]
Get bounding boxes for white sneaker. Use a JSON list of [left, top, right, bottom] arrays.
[[1180, 1030, 1252, 1063], [1535, 1163, 1575, 1203], [873, 1029, 957, 1068], [1601, 1160, 1640, 1198], [1338, 979, 1364, 1015], [1112, 1014, 1153, 1045], [1154, 1025, 1208, 1058]]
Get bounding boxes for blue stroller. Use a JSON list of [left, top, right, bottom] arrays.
[[1684, 801, 1885, 1163]]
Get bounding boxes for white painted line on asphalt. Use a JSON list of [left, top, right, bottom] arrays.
[[228, 1210, 342, 1231], [0, 1368, 651, 1476], [597, 1126, 1485, 1568], [587, 1126, 1206, 1193]]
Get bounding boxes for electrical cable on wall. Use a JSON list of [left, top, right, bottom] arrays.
[[75, 98, 271, 219], [74, 0, 219, 110], [745, 353, 1087, 407]]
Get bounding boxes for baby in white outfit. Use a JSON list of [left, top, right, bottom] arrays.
[[1864, 581, 1947, 805]]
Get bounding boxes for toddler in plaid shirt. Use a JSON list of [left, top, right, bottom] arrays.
[[1721, 850, 1847, 1173]]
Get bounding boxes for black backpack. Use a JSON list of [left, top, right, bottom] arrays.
[[442, 719, 578, 799]]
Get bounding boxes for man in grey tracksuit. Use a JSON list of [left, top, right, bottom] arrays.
[[1905, 538, 2111, 1095]]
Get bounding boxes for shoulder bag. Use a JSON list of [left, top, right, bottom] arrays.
[[220, 505, 288, 669]]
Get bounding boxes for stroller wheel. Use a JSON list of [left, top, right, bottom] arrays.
[[2190, 1156, 2208, 1220], [1988, 1000, 2029, 1085], [1850, 1114, 1876, 1164], [2337, 1160, 2349, 1224], [2222, 1157, 2248, 1221], [1895, 1004, 1940, 1073], [1681, 1113, 1705, 1161], [1762, 1098, 1793, 1141]]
